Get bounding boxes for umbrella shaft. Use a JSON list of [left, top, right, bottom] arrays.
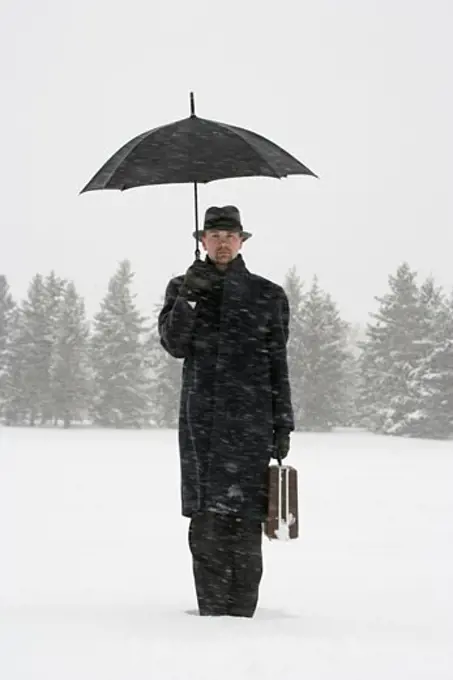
[[194, 182, 200, 259]]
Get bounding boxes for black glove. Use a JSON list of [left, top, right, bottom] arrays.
[[179, 260, 212, 301], [272, 429, 290, 462]]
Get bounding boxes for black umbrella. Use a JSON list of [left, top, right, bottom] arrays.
[[80, 93, 317, 257]]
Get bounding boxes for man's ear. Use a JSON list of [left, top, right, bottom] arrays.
[[201, 234, 207, 251]]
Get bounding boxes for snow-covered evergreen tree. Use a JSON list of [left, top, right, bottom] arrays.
[[91, 260, 151, 428], [0, 275, 14, 365], [147, 317, 182, 428], [284, 266, 306, 427], [342, 323, 363, 427], [0, 276, 16, 420], [0, 276, 15, 402], [1, 307, 29, 425], [409, 286, 453, 438], [52, 282, 92, 428], [41, 271, 67, 423], [359, 263, 432, 436], [297, 276, 351, 431], [2, 272, 65, 425]]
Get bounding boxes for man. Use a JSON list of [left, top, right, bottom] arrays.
[[158, 205, 294, 617]]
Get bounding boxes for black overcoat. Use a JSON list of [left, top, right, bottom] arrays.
[[158, 255, 294, 519]]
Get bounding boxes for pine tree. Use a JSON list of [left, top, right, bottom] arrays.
[[147, 321, 182, 428], [91, 260, 151, 428], [342, 323, 363, 427], [2, 271, 67, 426], [410, 286, 453, 438], [284, 267, 306, 427], [1, 307, 29, 425], [359, 262, 430, 436], [19, 273, 54, 425], [0, 275, 15, 366], [298, 276, 351, 431], [42, 271, 67, 424], [0, 276, 15, 416], [52, 282, 92, 428]]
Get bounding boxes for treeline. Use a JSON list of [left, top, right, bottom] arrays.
[[1, 260, 453, 438]]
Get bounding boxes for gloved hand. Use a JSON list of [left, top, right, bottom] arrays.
[[272, 429, 290, 462], [179, 260, 212, 301]]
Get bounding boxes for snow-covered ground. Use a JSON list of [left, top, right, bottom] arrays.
[[0, 426, 452, 679]]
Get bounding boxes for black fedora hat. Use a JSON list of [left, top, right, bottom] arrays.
[[193, 205, 252, 240]]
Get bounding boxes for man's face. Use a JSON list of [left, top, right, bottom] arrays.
[[202, 229, 243, 264]]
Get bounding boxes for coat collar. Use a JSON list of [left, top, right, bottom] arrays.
[[205, 253, 248, 276]]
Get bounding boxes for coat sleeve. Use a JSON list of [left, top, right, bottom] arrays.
[[158, 277, 196, 359], [268, 287, 295, 432]]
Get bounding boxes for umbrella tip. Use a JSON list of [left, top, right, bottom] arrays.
[[190, 91, 195, 117]]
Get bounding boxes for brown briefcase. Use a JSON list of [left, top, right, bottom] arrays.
[[264, 463, 299, 540]]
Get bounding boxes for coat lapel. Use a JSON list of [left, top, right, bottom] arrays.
[[218, 255, 250, 351]]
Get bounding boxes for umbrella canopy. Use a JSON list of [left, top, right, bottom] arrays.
[[80, 93, 317, 256], [80, 115, 317, 193]]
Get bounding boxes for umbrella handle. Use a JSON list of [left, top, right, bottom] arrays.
[[193, 181, 200, 259]]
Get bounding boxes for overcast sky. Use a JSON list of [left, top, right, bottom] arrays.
[[1, 0, 452, 325]]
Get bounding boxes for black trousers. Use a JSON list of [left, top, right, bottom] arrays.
[[188, 511, 263, 617]]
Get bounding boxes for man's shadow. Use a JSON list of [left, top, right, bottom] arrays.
[[185, 608, 298, 620]]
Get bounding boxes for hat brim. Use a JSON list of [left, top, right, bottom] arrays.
[[193, 230, 252, 241]]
